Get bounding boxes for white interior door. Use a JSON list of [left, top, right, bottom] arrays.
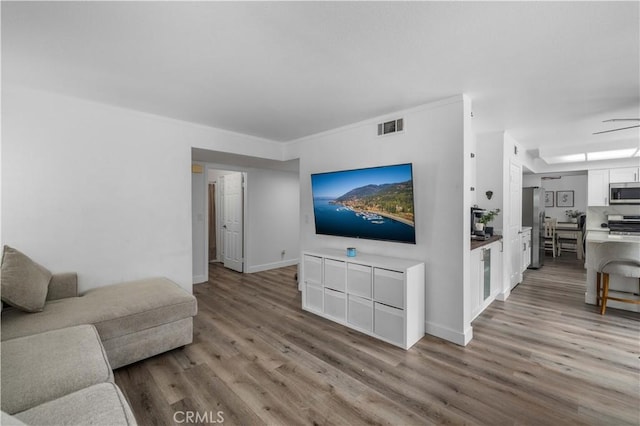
[[509, 161, 523, 288], [221, 172, 244, 272]]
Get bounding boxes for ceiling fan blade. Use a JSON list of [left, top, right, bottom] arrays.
[[593, 124, 640, 135], [602, 118, 640, 123]]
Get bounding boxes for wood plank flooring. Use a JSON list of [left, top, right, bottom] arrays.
[[115, 256, 640, 425]]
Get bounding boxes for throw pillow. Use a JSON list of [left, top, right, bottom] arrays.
[[1, 246, 52, 312]]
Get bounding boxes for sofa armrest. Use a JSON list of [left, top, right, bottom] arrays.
[[46, 273, 78, 301]]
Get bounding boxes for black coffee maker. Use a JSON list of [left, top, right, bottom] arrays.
[[471, 207, 486, 238]]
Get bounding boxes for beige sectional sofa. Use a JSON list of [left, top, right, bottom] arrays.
[[0, 246, 199, 425], [2, 273, 198, 369], [1, 325, 137, 425]]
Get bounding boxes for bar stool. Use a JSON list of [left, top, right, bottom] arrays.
[[596, 259, 640, 315]]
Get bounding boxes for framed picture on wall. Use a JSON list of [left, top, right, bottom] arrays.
[[556, 190, 574, 207], [544, 191, 554, 207]]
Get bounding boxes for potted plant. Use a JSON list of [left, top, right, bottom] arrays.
[[479, 209, 501, 236], [565, 209, 583, 223]]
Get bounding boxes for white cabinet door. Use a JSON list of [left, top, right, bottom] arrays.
[[324, 259, 346, 291], [373, 268, 404, 309], [469, 248, 482, 319], [303, 255, 323, 286], [470, 242, 503, 321], [305, 283, 323, 313], [347, 295, 373, 332], [324, 288, 346, 321], [491, 243, 503, 297], [588, 169, 610, 206], [610, 167, 640, 183], [374, 302, 404, 346], [347, 263, 372, 298]]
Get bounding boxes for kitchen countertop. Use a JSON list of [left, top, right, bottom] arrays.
[[586, 233, 640, 244], [470, 235, 503, 250]]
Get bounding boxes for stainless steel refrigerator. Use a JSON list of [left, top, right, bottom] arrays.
[[522, 187, 545, 269]]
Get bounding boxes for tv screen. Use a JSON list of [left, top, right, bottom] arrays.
[[311, 163, 416, 244]]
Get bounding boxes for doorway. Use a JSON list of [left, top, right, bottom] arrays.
[[207, 168, 245, 273]]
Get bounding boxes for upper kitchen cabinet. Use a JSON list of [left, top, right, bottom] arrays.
[[588, 169, 610, 206], [609, 167, 640, 183]]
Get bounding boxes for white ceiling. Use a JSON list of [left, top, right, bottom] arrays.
[[3, 1, 639, 155]]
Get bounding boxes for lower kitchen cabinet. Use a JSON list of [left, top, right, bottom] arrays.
[[301, 249, 425, 349], [469, 239, 503, 321]]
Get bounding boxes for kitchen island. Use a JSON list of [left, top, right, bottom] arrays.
[[585, 231, 640, 313]]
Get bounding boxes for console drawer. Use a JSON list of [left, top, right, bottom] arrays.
[[374, 268, 404, 309], [347, 263, 372, 298], [324, 288, 346, 321], [324, 259, 346, 292], [305, 283, 323, 313], [304, 255, 323, 286], [347, 295, 373, 332], [374, 302, 404, 346]]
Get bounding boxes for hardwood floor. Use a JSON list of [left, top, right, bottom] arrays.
[[115, 256, 640, 425]]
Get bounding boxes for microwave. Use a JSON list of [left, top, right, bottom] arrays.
[[610, 182, 640, 204]]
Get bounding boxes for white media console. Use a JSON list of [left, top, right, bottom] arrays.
[[301, 248, 425, 349]]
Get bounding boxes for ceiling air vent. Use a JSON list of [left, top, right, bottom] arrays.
[[377, 118, 404, 136]]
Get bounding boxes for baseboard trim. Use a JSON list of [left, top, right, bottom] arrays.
[[246, 258, 299, 274], [192, 274, 207, 284], [497, 287, 511, 301], [425, 321, 473, 346]]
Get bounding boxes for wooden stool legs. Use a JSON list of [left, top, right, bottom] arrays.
[[597, 272, 640, 315], [600, 272, 610, 315], [596, 272, 601, 307]]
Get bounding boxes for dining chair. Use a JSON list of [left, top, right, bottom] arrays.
[[544, 218, 558, 257]]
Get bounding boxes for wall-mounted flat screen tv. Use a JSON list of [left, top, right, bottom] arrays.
[[311, 163, 416, 244]]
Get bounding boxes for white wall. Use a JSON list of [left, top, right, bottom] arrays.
[[245, 168, 299, 273], [291, 95, 472, 345], [2, 86, 284, 293], [476, 134, 506, 233], [587, 205, 639, 231], [191, 163, 208, 283], [528, 173, 587, 222]]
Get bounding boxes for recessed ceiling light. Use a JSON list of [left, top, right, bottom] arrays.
[[542, 153, 586, 164], [586, 149, 637, 161]]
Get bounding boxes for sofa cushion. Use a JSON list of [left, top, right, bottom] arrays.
[[0, 246, 51, 312], [14, 383, 137, 426], [1, 325, 113, 415], [1, 411, 28, 426], [1, 277, 197, 342]]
